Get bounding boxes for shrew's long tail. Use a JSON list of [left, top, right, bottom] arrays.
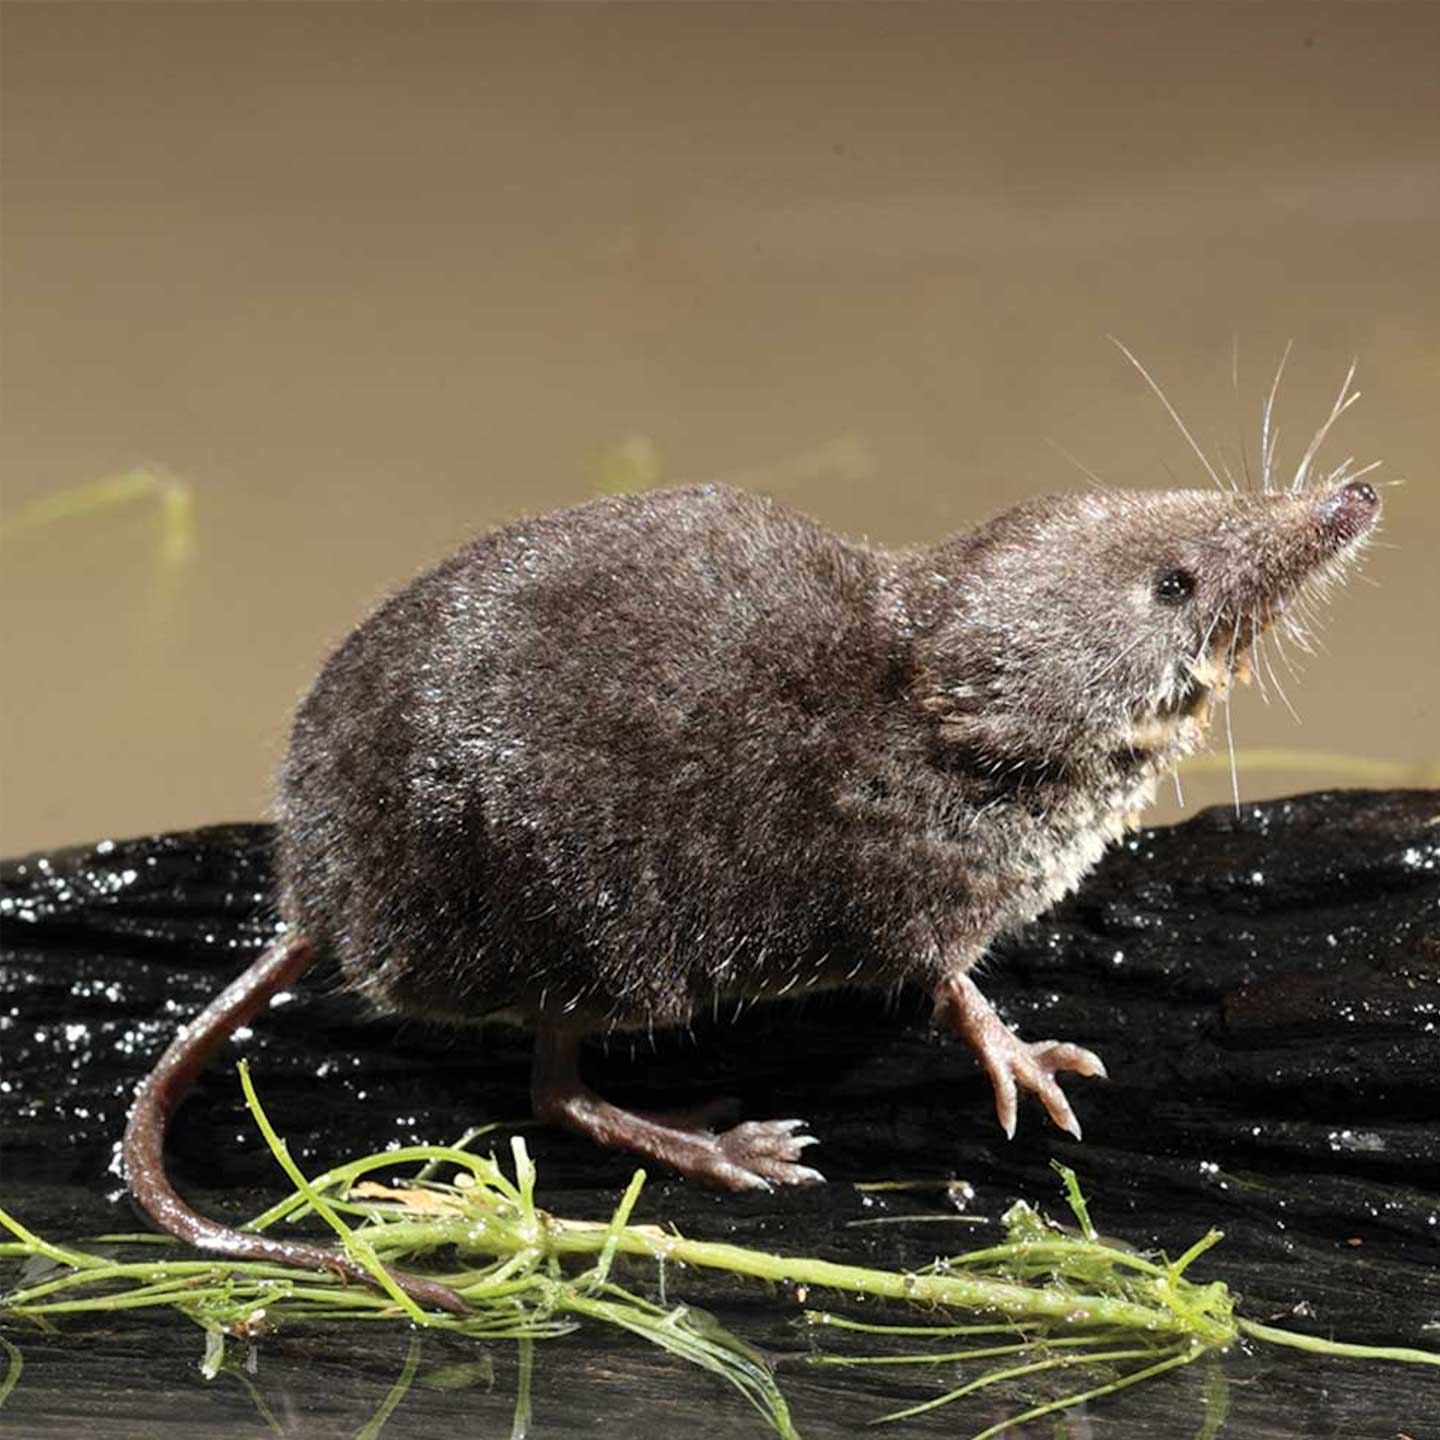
[[121, 934, 468, 1315]]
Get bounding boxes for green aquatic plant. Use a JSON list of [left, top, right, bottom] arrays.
[[0, 467, 194, 553], [0, 466, 196, 646], [593, 433, 666, 495], [2, 1063, 1437, 1438]]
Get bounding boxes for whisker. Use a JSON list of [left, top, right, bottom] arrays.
[[1333, 455, 1380, 481], [1109, 336, 1227, 492], [1324, 455, 1357, 485], [1215, 446, 1241, 495], [1045, 437, 1114, 493], [1248, 602, 1270, 703], [1263, 424, 1281, 494], [1191, 603, 1227, 672], [1291, 358, 1360, 494], [1223, 625, 1242, 813], [1256, 620, 1301, 723], [1228, 335, 1256, 493], [1272, 628, 1306, 679], [1260, 340, 1292, 494], [1090, 631, 1148, 685]]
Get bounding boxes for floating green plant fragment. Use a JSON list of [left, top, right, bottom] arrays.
[[594, 434, 666, 495], [355, 1336, 421, 1440], [1048, 1158, 1095, 1240], [2, 1062, 1438, 1440], [0, 466, 197, 650], [0, 1337, 21, 1409], [1, 468, 188, 543], [510, 1334, 534, 1440], [418, 1356, 496, 1392]]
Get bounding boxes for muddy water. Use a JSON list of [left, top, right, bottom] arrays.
[[2, 2, 1437, 855]]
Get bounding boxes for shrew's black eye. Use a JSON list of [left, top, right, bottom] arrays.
[[1154, 568, 1195, 605]]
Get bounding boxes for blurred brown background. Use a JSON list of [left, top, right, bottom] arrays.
[[2, 1, 1436, 856]]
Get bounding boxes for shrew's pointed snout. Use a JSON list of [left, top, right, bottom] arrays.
[[1317, 478, 1380, 548]]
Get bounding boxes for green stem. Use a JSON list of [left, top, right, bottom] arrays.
[[0, 1336, 22, 1409], [1169, 1230, 1224, 1281], [354, 1335, 421, 1440], [4, 1259, 301, 1308], [811, 1334, 1130, 1367], [805, 1312, 1041, 1338], [18, 1290, 241, 1317], [327, 1206, 1225, 1341], [943, 1237, 1168, 1279], [0, 1208, 105, 1272], [878, 1344, 1173, 1424], [1237, 1319, 1440, 1367], [582, 1169, 647, 1292], [962, 1344, 1201, 1440], [238, 1061, 426, 1324], [510, 1336, 534, 1440], [550, 1225, 1208, 1340]]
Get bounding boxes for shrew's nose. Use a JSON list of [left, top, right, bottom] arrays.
[[1319, 478, 1380, 546]]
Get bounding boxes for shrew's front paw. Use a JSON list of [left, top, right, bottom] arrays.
[[936, 973, 1107, 1141], [980, 1035, 1107, 1141]]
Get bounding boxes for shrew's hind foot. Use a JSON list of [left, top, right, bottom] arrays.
[[936, 972, 1107, 1141], [714, 1118, 824, 1190], [530, 1026, 825, 1192]]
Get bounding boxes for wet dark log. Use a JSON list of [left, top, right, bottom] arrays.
[[2, 790, 1438, 1438]]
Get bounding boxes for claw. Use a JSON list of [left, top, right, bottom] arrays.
[[783, 1164, 827, 1186], [1042, 1085, 1083, 1141], [938, 973, 1107, 1141], [725, 1170, 773, 1194], [992, 1067, 1018, 1140], [1035, 1041, 1108, 1081]]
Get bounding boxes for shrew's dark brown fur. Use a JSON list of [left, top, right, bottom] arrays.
[[279, 481, 1376, 1031]]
